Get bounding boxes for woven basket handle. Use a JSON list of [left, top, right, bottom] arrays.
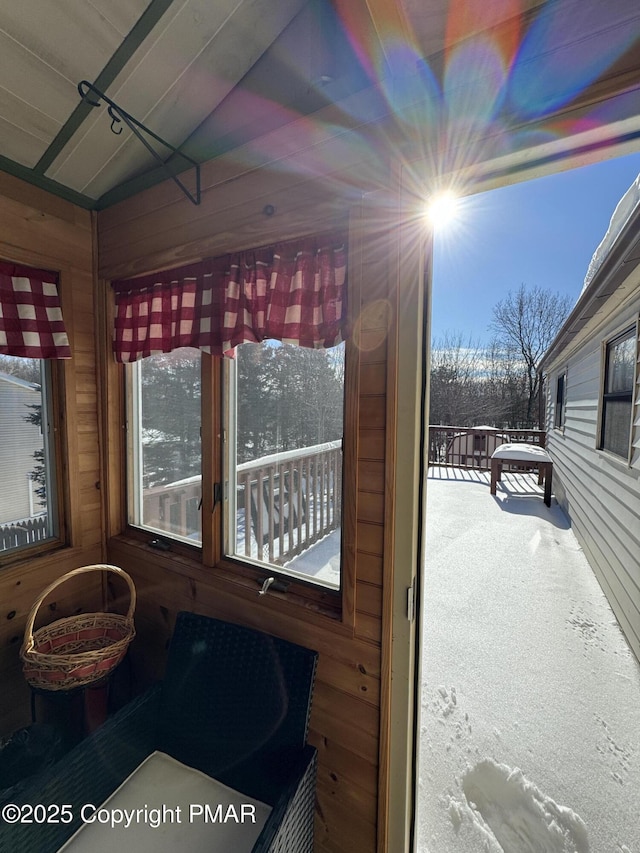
[[22, 564, 136, 653]]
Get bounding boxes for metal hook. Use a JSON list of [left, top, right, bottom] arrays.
[[75, 79, 201, 205], [259, 577, 275, 596], [77, 80, 101, 108], [108, 106, 123, 135]]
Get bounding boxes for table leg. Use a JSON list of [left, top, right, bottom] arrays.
[[490, 459, 500, 495], [542, 463, 552, 507]]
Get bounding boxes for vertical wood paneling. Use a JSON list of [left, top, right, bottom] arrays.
[[104, 538, 385, 851], [0, 174, 104, 735], [98, 158, 397, 853]]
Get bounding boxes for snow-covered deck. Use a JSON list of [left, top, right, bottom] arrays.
[[418, 467, 640, 852], [285, 528, 340, 588]]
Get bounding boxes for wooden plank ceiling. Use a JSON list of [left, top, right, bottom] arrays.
[[0, 0, 639, 210]]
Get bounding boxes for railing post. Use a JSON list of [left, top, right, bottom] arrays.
[[313, 454, 319, 543], [297, 461, 303, 555], [278, 462, 285, 561], [256, 468, 264, 561], [267, 464, 276, 564], [319, 453, 325, 538], [243, 471, 252, 557], [217, 440, 342, 565], [304, 457, 311, 552]]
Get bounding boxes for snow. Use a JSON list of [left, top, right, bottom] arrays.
[[583, 172, 640, 292], [418, 468, 640, 853], [491, 444, 551, 462], [234, 507, 341, 590], [457, 759, 590, 852], [285, 528, 340, 587]]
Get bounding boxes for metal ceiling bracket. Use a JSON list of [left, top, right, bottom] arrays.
[[78, 80, 201, 205]]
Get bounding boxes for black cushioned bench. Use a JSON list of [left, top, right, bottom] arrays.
[[0, 612, 318, 853]]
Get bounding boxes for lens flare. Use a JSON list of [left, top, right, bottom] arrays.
[[426, 191, 460, 227]]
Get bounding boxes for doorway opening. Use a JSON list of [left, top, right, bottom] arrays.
[[416, 150, 640, 852]]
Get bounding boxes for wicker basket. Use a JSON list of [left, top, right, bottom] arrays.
[[20, 565, 136, 692]]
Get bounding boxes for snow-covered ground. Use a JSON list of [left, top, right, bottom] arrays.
[[418, 468, 640, 853]]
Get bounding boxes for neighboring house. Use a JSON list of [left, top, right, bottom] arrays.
[[541, 176, 640, 662], [0, 372, 44, 525], [446, 426, 509, 467]]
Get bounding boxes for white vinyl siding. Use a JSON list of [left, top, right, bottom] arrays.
[[0, 378, 43, 524], [0, 361, 59, 557], [633, 327, 640, 469], [545, 300, 640, 662]]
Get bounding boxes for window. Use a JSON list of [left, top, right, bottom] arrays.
[[118, 232, 348, 594], [127, 348, 202, 544], [125, 341, 346, 591], [224, 341, 345, 590], [600, 327, 637, 459], [0, 356, 58, 555], [554, 371, 566, 429]]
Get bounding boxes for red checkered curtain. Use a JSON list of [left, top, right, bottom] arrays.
[[0, 262, 71, 359], [112, 233, 346, 362]]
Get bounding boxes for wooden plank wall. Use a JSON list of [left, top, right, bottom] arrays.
[[98, 155, 395, 853], [0, 174, 105, 735]]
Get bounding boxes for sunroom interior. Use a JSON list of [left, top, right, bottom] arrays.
[[1, 1, 640, 851]]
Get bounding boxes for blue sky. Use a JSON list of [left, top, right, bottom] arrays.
[[431, 150, 640, 344]]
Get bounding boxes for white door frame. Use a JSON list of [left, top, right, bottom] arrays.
[[385, 114, 640, 852]]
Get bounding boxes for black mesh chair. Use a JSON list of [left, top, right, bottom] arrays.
[[0, 612, 319, 853]]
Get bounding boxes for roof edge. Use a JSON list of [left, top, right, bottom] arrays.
[[540, 200, 640, 371]]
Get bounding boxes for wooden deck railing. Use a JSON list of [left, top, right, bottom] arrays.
[[428, 426, 546, 470], [143, 477, 202, 540], [141, 441, 343, 565], [0, 515, 48, 551], [236, 440, 342, 565]]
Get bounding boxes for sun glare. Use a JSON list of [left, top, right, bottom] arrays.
[[426, 190, 461, 228]]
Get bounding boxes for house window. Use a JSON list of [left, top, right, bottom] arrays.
[[600, 327, 637, 459], [0, 356, 58, 555], [127, 348, 202, 544], [554, 372, 566, 429], [224, 341, 345, 590]]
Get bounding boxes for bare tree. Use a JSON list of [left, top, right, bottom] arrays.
[[489, 284, 572, 427], [479, 340, 528, 428], [429, 332, 487, 426], [0, 355, 40, 383]]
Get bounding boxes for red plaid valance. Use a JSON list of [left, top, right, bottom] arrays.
[[112, 233, 347, 362], [0, 262, 71, 359]]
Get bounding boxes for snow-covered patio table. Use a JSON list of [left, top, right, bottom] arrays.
[[490, 443, 553, 506]]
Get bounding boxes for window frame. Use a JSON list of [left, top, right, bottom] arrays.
[[0, 357, 66, 566], [554, 369, 567, 430], [119, 324, 357, 629], [109, 221, 358, 628], [220, 341, 346, 594], [125, 349, 204, 549], [598, 322, 638, 462]]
